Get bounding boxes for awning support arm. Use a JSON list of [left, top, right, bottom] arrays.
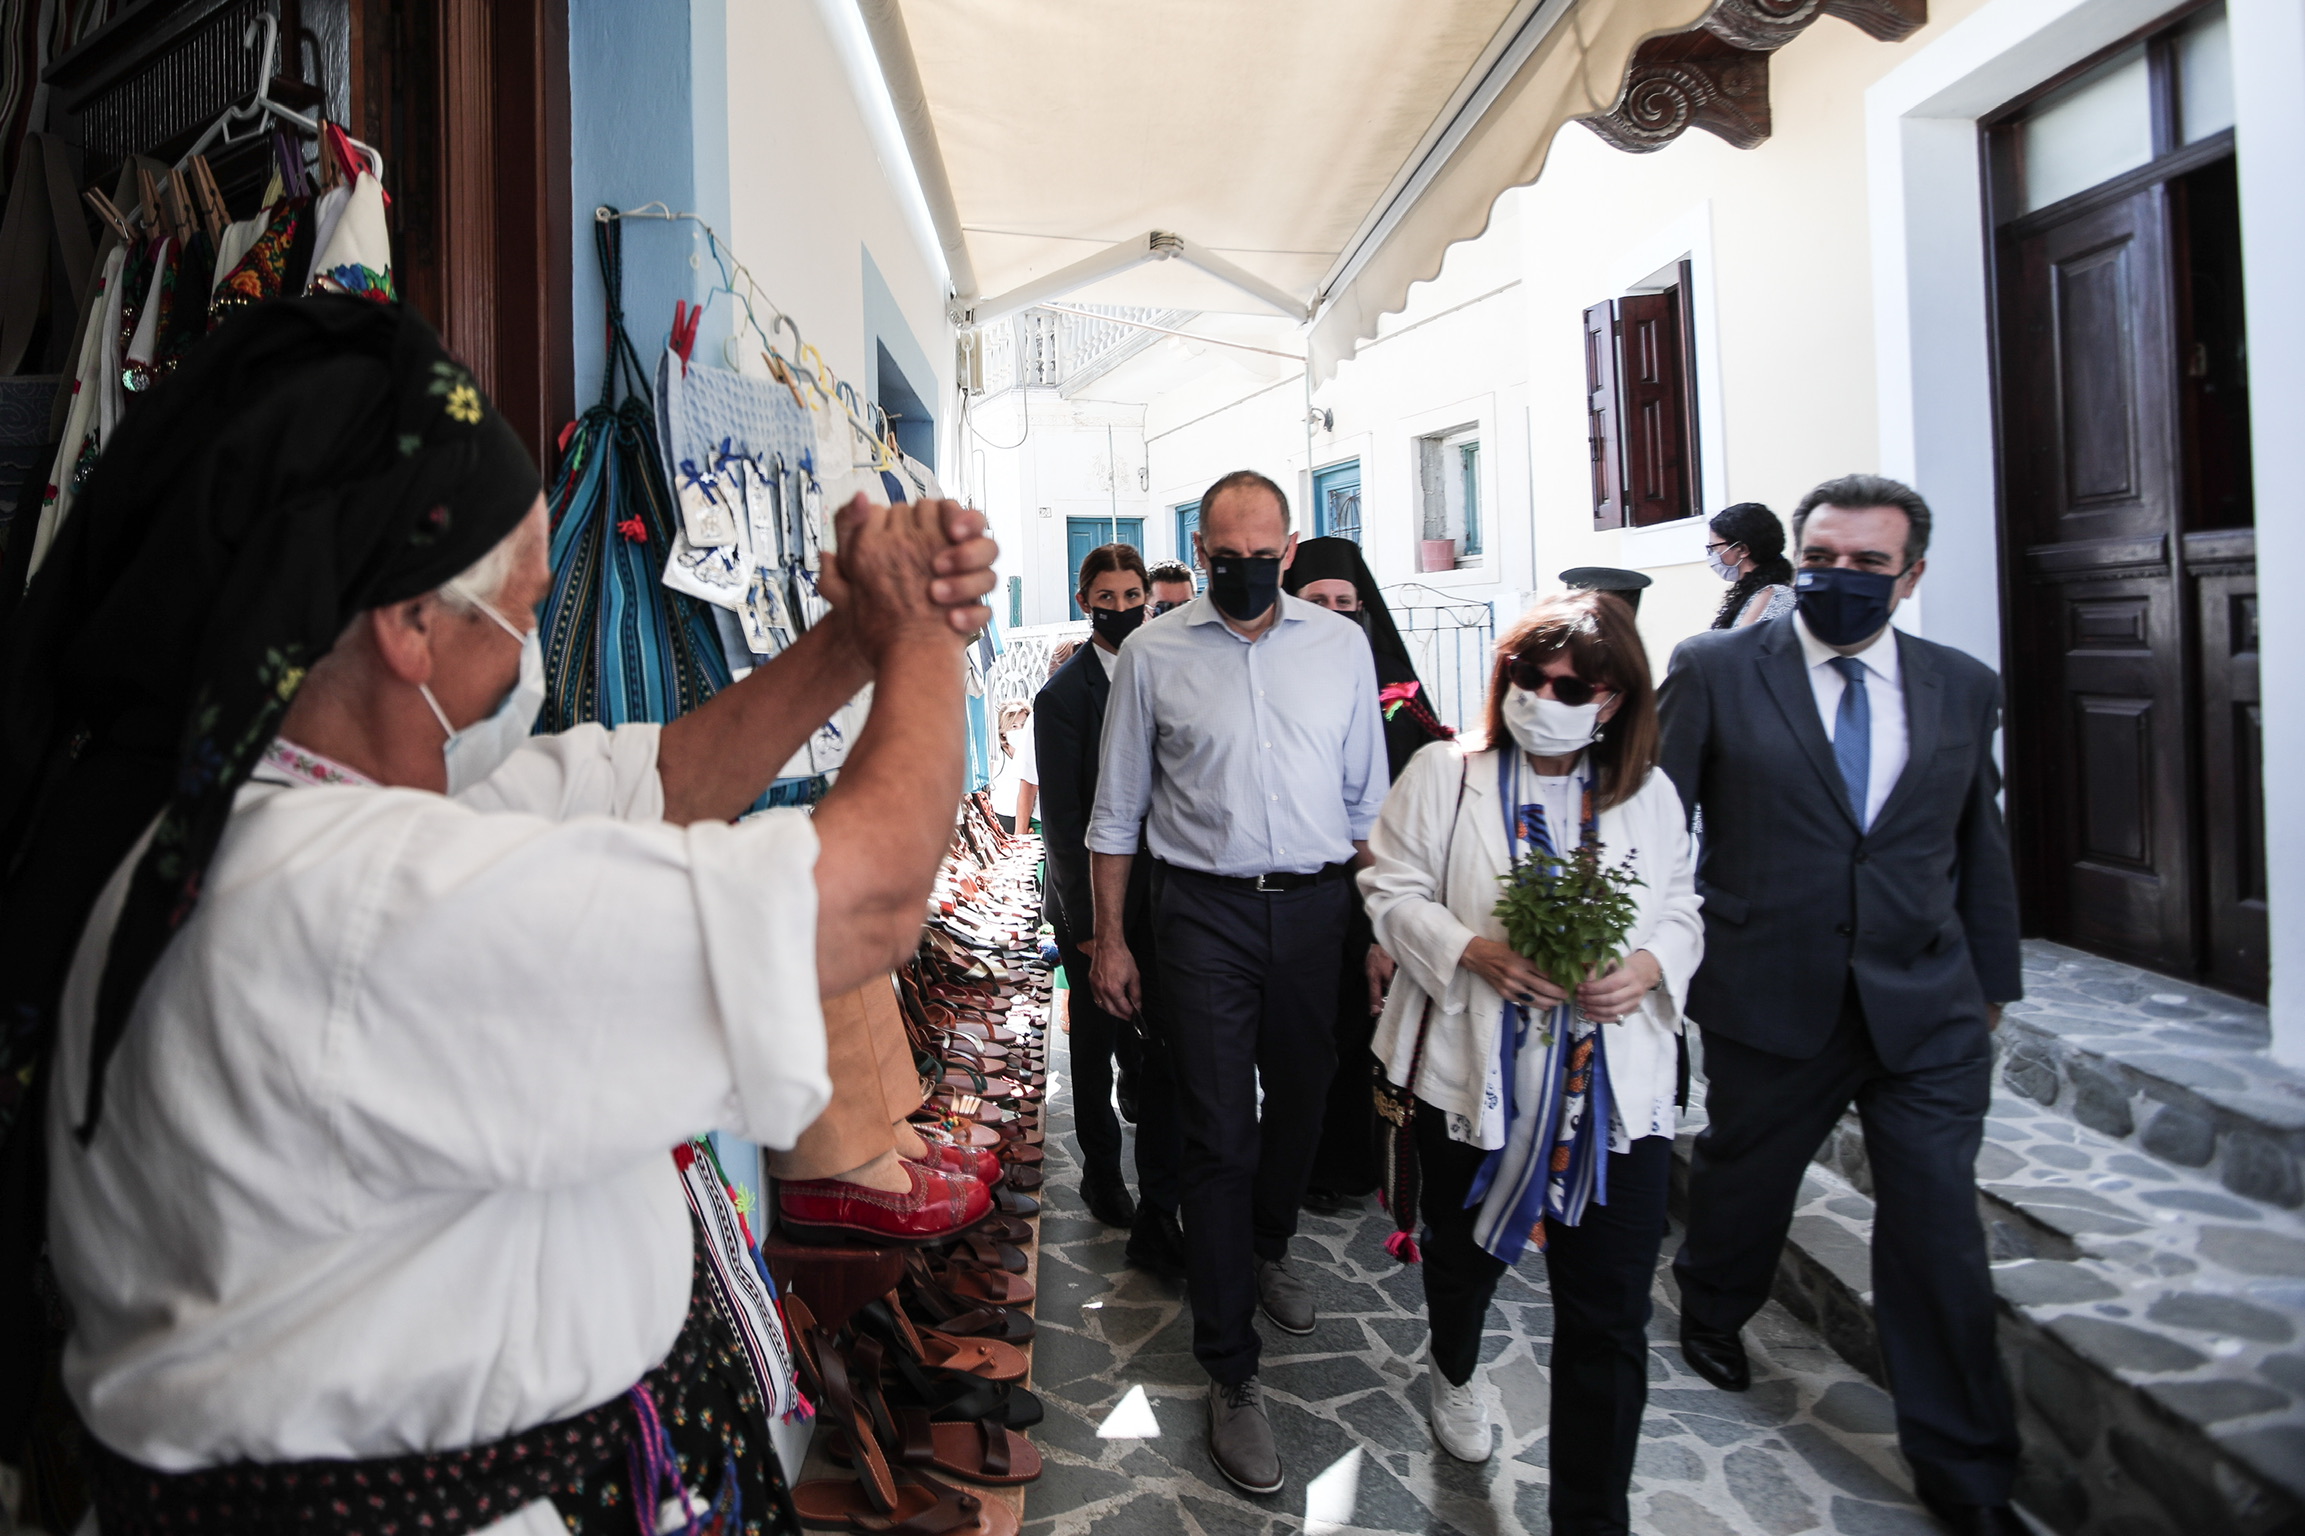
[[967, 231, 1310, 328]]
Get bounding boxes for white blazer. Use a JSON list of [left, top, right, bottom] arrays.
[[1360, 741, 1704, 1153]]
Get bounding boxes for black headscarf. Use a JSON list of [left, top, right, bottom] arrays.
[[1284, 537, 1451, 775], [0, 297, 541, 1145]]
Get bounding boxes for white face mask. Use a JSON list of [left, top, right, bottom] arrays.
[[1706, 546, 1742, 583], [419, 596, 545, 795], [1502, 685, 1602, 757]]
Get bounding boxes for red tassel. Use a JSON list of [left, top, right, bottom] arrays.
[[616, 515, 648, 543], [1383, 1229, 1421, 1265]]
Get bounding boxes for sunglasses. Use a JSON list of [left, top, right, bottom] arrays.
[[1506, 654, 1609, 706]]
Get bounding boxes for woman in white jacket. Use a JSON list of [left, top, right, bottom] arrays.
[[1360, 591, 1701, 1536]]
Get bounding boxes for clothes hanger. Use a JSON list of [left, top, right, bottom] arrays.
[[176, 15, 385, 181]]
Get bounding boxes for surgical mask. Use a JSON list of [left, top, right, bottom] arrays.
[[419, 595, 545, 795], [1706, 546, 1741, 583], [1502, 685, 1602, 757], [1206, 554, 1282, 622], [1089, 603, 1146, 648], [1794, 566, 1900, 647]]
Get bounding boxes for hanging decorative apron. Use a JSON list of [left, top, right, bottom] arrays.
[[1465, 751, 1617, 1263]]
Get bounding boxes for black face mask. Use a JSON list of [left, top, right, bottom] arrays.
[[1089, 603, 1147, 647], [1207, 554, 1282, 622], [1794, 566, 1901, 646], [1149, 599, 1177, 617]]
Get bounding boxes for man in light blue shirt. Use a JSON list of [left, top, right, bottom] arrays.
[[1085, 470, 1387, 1496]]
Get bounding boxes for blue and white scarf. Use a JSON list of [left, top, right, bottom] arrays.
[[1465, 751, 1616, 1263]]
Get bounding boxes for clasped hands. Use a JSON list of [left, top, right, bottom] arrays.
[[1460, 936, 1662, 1023], [819, 493, 999, 660]]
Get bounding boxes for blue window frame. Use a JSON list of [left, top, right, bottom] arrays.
[[1175, 501, 1200, 566], [1066, 516, 1145, 619], [1312, 461, 1362, 543]]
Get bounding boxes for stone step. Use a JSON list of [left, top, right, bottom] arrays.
[[1671, 1077, 2305, 1536], [1998, 941, 2305, 1214]]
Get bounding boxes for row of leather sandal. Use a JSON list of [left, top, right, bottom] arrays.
[[781, 802, 1055, 1530]]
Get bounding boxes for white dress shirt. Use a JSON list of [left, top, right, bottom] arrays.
[[49, 724, 827, 1531], [1796, 612, 1908, 827], [1093, 640, 1118, 678]]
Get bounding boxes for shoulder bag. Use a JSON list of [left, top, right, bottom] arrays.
[[1373, 749, 1473, 1264]]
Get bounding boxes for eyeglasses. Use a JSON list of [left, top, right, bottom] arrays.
[[1506, 654, 1609, 706]]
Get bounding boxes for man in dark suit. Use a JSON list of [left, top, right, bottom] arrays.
[[1035, 544, 1185, 1277], [1659, 474, 2024, 1536]]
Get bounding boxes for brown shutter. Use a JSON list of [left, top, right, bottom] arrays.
[[1617, 290, 1690, 526], [1584, 301, 1625, 530]]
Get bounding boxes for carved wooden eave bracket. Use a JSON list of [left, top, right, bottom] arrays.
[[1582, 0, 1926, 154]]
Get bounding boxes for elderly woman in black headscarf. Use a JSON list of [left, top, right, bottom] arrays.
[[0, 298, 999, 1536], [1282, 538, 1451, 1211]]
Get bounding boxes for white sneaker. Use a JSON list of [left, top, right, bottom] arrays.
[[1427, 1361, 1492, 1462]]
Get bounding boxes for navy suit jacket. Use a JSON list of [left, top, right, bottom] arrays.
[[1656, 615, 2023, 1069]]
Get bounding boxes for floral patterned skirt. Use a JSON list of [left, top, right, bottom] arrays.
[[89, 1225, 798, 1536]]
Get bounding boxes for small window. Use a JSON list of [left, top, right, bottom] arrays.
[[1175, 500, 1200, 564], [1417, 427, 1482, 568], [1312, 461, 1362, 543], [1584, 263, 1700, 530], [2020, 47, 2153, 212], [2176, 7, 2233, 145]]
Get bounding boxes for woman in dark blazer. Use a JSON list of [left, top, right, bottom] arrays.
[[1034, 543, 1185, 1277]]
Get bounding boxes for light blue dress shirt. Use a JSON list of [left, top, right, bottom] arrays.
[[1087, 593, 1390, 876]]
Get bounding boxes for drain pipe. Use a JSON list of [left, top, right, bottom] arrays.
[[855, 0, 979, 306]]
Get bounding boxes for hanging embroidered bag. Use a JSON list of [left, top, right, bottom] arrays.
[[537, 212, 731, 730]]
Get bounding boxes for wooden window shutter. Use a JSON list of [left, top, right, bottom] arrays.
[[1617, 290, 1690, 526], [1584, 301, 1625, 530]]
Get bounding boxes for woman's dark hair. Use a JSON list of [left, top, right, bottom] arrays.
[[1708, 502, 1792, 629], [1075, 542, 1149, 597], [1483, 590, 1659, 812]]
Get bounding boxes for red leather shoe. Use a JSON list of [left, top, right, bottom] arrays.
[[778, 1162, 991, 1246], [914, 1139, 1003, 1187]]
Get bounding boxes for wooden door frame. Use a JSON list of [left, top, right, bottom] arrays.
[[350, 0, 571, 471]]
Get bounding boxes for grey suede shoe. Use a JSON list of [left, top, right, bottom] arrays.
[[1207, 1375, 1284, 1494], [1256, 1258, 1316, 1335]]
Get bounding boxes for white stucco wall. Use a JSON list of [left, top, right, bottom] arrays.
[[706, 0, 956, 468]]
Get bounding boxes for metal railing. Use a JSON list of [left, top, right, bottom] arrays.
[[986, 622, 1090, 709], [1384, 584, 1496, 738], [976, 305, 1195, 397]]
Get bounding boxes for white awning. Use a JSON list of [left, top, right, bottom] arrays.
[[864, 0, 1711, 380]]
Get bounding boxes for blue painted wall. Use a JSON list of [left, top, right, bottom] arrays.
[[566, 0, 760, 1209], [569, 0, 705, 412], [863, 245, 936, 467]]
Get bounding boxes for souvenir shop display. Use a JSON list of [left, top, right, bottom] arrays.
[[16, 97, 393, 589], [770, 795, 1057, 1523], [535, 214, 731, 732]]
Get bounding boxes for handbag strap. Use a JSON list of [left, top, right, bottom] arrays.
[[1399, 750, 1474, 1099]]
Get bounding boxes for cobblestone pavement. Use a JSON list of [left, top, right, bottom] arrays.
[[1022, 1026, 1945, 1536]]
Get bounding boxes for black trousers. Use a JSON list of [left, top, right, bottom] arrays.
[[1673, 986, 2018, 1508], [1154, 866, 1349, 1384], [1417, 1103, 1671, 1536], [1054, 906, 1180, 1211], [1306, 897, 1380, 1195]]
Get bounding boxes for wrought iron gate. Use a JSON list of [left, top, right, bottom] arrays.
[[1383, 585, 1496, 738]]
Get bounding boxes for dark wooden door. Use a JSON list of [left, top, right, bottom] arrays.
[[2000, 186, 2197, 976]]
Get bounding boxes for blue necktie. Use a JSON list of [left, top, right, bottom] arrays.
[[1830, 656, 1871, 829]]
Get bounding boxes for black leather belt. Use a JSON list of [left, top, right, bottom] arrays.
[[1174, 861, 1354, 894]]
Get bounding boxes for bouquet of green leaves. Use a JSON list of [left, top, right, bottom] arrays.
[[1492, 843, 1644, 1034]]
